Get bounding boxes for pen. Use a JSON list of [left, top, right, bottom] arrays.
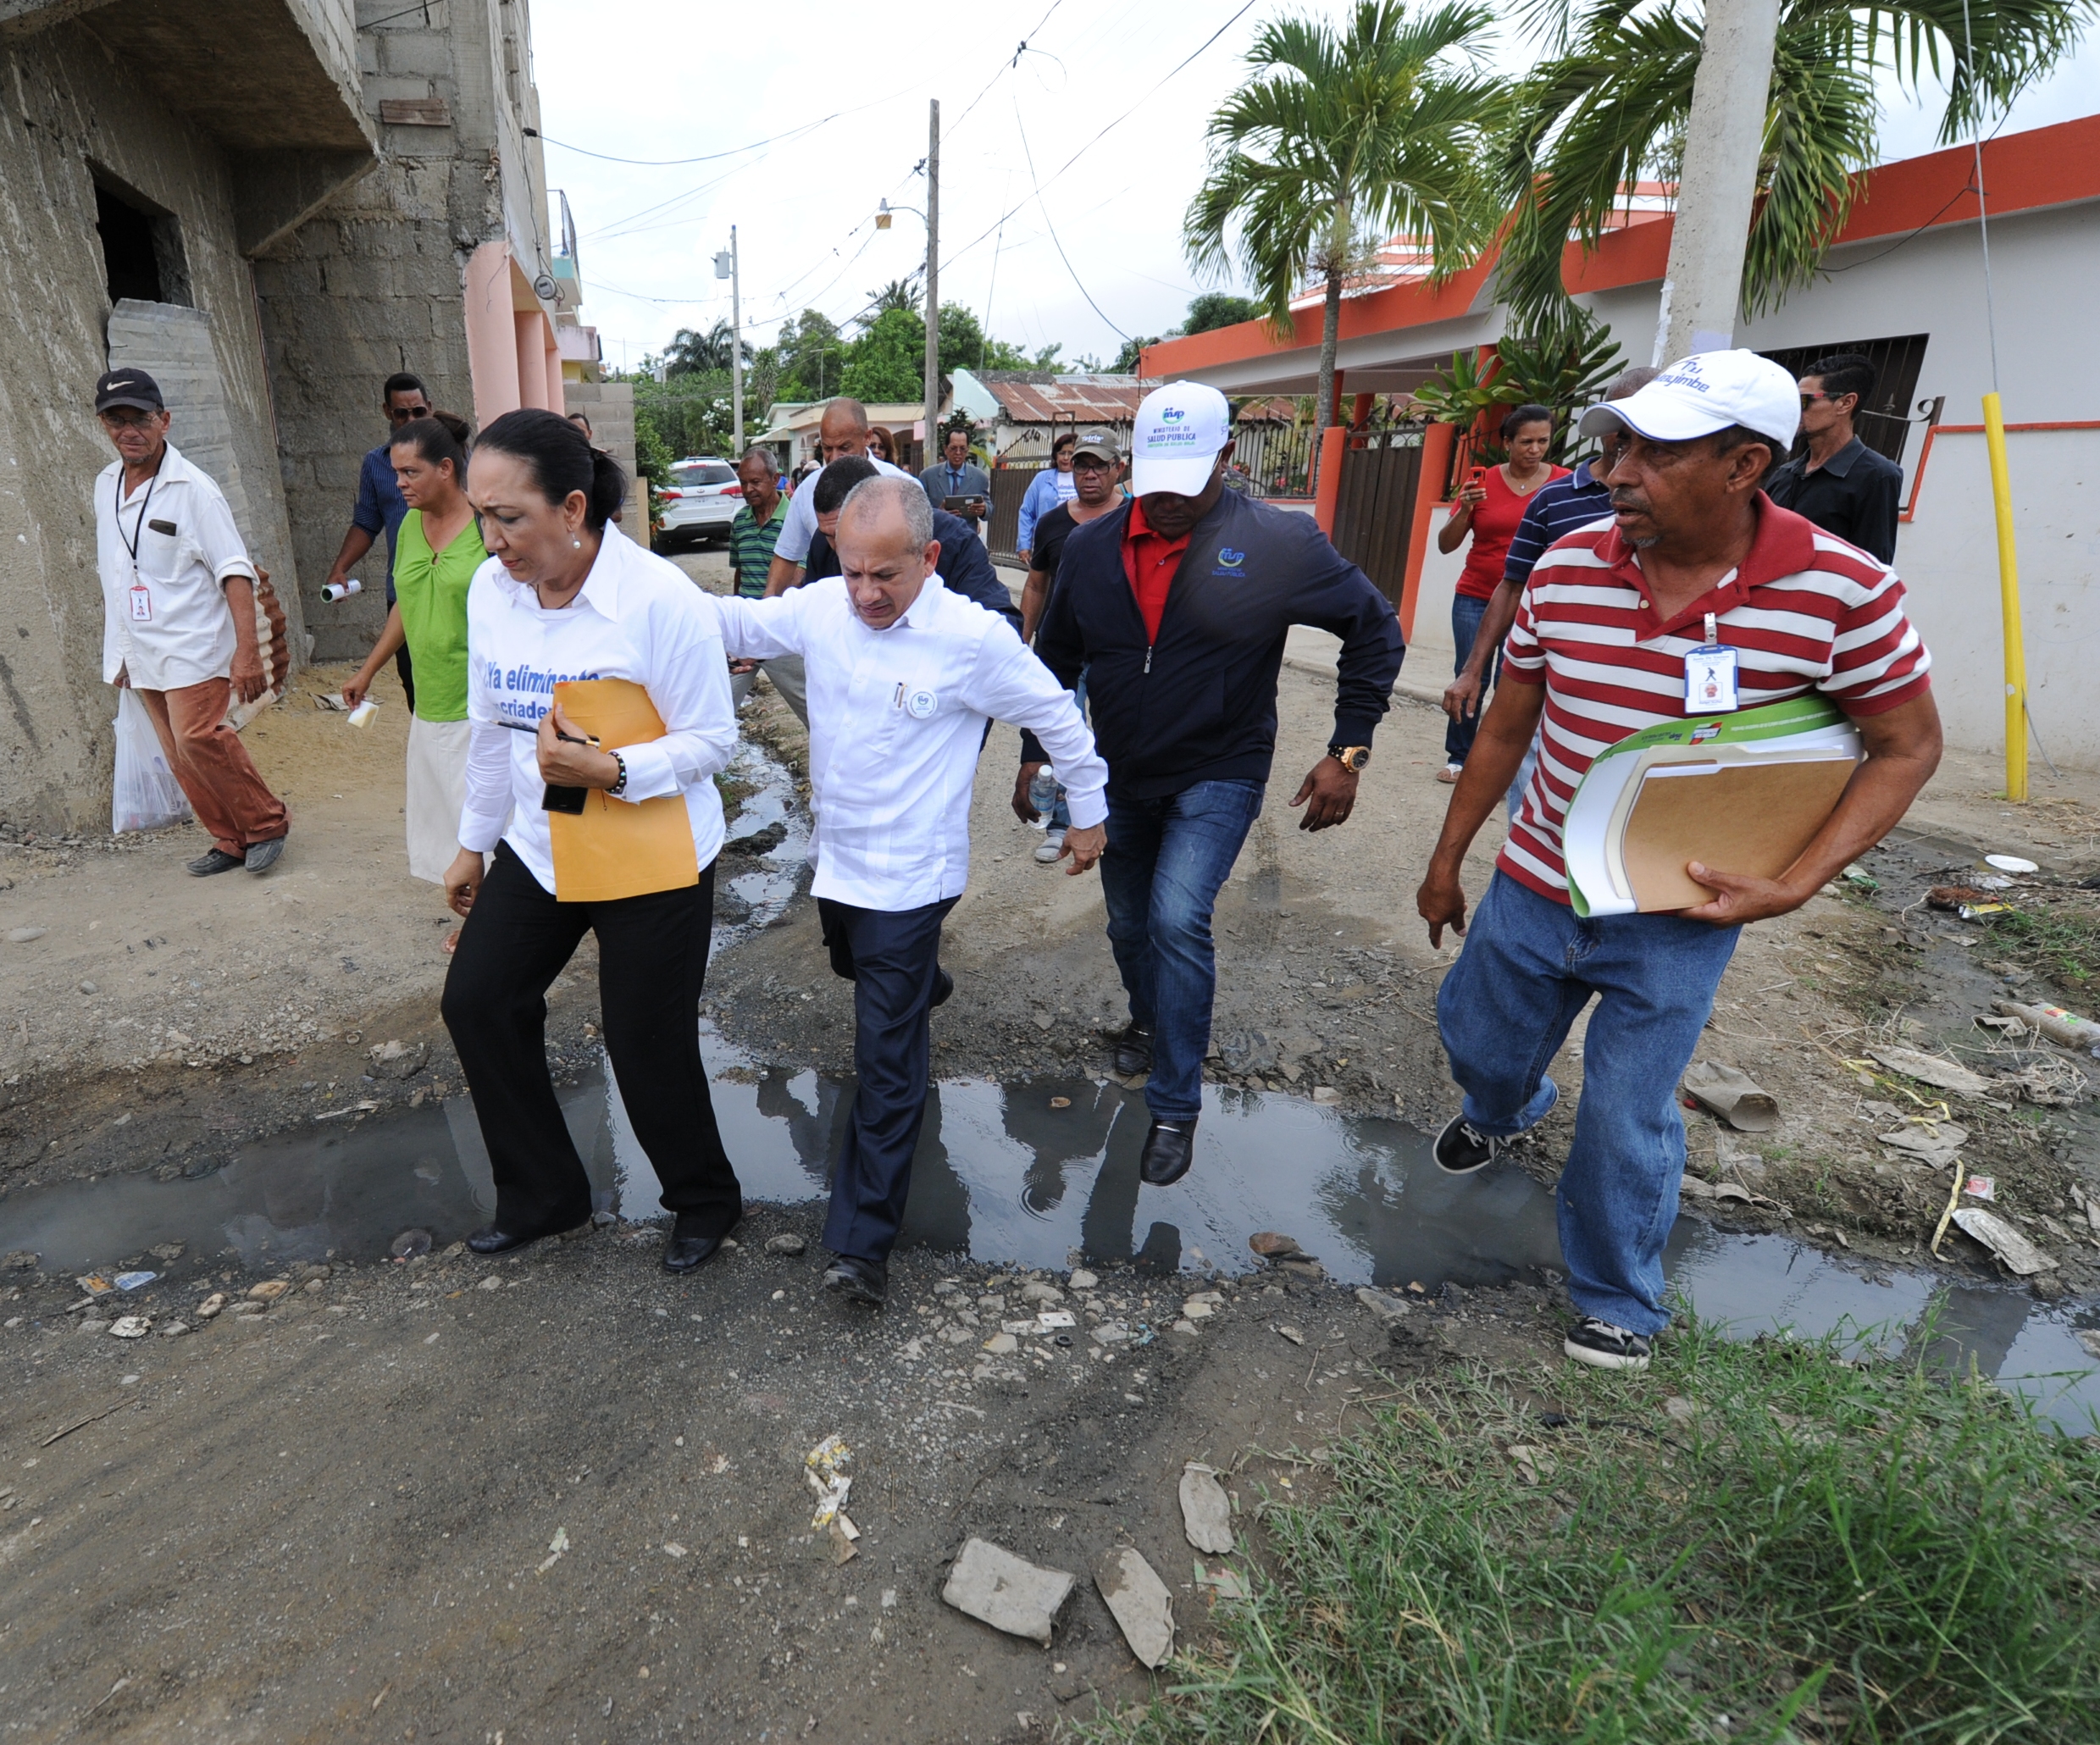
[[496, 718, 599, 746]]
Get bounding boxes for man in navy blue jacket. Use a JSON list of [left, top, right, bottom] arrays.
[[1017, 381, 1405, 1185]]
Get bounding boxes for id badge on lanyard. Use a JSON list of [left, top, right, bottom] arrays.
[[1684, 611, 1739, 712], [129, 572, 153, 623]]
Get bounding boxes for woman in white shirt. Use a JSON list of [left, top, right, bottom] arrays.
[[440, 409, 743, 1274]]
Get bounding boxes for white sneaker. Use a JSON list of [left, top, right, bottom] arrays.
[[1563, 1317, 1653, 1371], [1033, 830, 1067, 864]]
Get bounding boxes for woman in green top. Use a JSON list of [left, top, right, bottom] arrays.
[[343, 412, 485, 885]]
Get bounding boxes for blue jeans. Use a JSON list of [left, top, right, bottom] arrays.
[[1444, 594, 1499, 766], [1435, 872, 1740, 1334], [1100, 778, 1265, 1122]]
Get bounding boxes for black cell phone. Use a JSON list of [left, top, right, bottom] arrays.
[[542, 784, 587, 815]]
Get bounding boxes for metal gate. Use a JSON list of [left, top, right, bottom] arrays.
[[1330, 428, 1426, 607]]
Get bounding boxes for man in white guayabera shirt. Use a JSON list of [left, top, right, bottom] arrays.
[[717, 475, 1109, 1308]]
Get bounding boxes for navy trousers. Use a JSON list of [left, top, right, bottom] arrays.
[[817, 894, 957, 1264]]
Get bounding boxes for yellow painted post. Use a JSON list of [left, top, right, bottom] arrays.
[[1981, 391, 2027, 802]]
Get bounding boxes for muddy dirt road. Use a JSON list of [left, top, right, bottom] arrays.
[[6, 551, 2100, 1740]]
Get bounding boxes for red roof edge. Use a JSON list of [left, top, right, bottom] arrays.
[[1149, 113, 2100, 375]]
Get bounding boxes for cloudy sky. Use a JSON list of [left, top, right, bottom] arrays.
[[527, 0, 2099, 374]]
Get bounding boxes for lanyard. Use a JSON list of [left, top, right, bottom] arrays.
[[116, 468, 158, 566]]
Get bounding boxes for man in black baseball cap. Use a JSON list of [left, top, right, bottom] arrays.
[[94, 363, 289, 874]]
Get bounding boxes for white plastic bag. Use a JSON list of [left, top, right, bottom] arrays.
[[111, 688, 191, 834]]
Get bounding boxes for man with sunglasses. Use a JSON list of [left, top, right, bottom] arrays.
[[320, 371, 433, 709], [1765, 352, 1903, 564]]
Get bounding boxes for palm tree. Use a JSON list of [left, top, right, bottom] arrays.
[[864, 277, 923, 324], [1184, 0, 1510, 436], [1496, 0, 2095, 336], [662, 319, 751, 377]]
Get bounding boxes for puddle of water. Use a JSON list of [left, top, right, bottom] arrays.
[[5, 1041, 2094, 1430], [713, 741, 810, 948]]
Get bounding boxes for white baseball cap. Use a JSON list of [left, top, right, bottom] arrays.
[[1129, 381, 1233, 496], [1577, 348, 1799, 452]]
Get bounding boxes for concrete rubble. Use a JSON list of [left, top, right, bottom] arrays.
[[940, 1537, 1075, 1647], [1094, 1545, 1174, 1668]]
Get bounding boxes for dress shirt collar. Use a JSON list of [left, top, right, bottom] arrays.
[[1811, 435, 1865, 479], [889, 569, 950, 633], [1569, 458, 1608, 494], [494, 524, 631, 619], [115, 440, 202, 502]]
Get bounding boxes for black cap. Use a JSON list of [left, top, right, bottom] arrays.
[[95, 368, 163, 413]]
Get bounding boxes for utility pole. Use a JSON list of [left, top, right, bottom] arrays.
[[716, 229, 744, 455], [923, 98, 940, 468], [1652, 0, 1781, 365]]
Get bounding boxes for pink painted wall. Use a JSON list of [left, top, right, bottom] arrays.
[[463, 241, 519, 429]]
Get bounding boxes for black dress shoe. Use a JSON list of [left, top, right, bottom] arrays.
[[822, 1254, 887, 1306], [186, 848, 246, 877], [466, 1215, 585, 1255], [930, 967, 955, 1009], [1139, 1117, 1197, 1187], [1111, 1023, 1154, 1077], [663, 1215, 738, 1274]]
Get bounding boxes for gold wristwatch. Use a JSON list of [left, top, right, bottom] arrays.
[[1328, 745, 1371, 772]]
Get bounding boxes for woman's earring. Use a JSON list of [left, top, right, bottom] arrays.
[[573, 537, 582, 549]]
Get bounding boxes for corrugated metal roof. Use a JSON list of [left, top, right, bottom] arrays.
[[983, 379, 1151, 424]]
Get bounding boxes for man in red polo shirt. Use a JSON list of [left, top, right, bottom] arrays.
[[1415, 350, 1942, 1373]]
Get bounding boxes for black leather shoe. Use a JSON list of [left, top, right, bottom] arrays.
[[1139, 1117, 1197, 1187], [663, 1215, 737, 1274], [465, 1215, 585, 1256], [186, 848, 246, 877], [823, 1254, 887, 1306], [931, 967, 955, 1009], [1111, 1023, 1154, 1077]]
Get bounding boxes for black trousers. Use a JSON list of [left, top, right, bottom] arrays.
[[816, 894, 956, 1264], [441, 843, 741, 1236]]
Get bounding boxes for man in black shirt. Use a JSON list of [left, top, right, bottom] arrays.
[[800, 458, 1020, 633], [1021, 429, 1124, 639], [1765, 352, 1903, 563]]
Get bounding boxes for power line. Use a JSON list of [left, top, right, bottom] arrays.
[[1012, 99, 1130, 340], [539, 86, 921, 169]]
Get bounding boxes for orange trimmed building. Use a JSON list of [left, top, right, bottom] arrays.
[[1143, 116, 2100, 768]]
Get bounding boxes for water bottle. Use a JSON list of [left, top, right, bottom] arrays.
[[1028, 765, 1059, 820]]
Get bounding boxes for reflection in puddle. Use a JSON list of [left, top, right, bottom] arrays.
[[713, 741, 811, 949], [5, 1039, 2095, 1429]]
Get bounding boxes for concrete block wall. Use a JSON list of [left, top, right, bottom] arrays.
[[255, 0, 513, 662], [0, 22, 303, 827]]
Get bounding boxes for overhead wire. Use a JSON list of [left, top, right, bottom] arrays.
[[1012, 98, 1130, 340]]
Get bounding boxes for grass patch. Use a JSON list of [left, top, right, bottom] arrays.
[[1981, 900, 2100, 990], [1087, 1321, 2100, 1744]]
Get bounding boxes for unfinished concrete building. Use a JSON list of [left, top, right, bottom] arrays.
[[0, 0, 579, 828]]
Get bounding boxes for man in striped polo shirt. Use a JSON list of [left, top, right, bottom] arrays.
[[1415, 350, 1942, 1373]]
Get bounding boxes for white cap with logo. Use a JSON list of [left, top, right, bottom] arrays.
[[1577, 348, 1799, 453], [1129, 380, 1233, 496]]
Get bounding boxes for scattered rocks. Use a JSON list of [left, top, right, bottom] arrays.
[[5, 926, 48, 944], [389, 1228, 433, 1260], [764, 1233, 807, 1256], [1354, 1287, 1409, 1324], [303, 1278, 324, 1295], [476, 1274, 502, 1291], [1094, 1546, 1173, 1668], [77, 1317, 110, 1335], [1248, 1231, 1305, 1260], [292, 1263, 333, 1283], [1277, 1325, 1305, 1345], [3, 1251, 36, 1271], [195, 1294, 225, 1319], [940, 1537, 1074, 1646], [368, 1039, 429, 1080], [230, 1300, 267, 1319], [160, 1321, 189, 1338], [1020, 1282, 1063, 1305], [1067, 1269, 1098, 1290], [77, 981, 97, 995], [108, 1316, 151, 1338], [981, 1332, 1018, 1355], [1178, 1463, 1234, 1554], [149, 1243, 186, 1262], [247, 1279, 291, 1302]]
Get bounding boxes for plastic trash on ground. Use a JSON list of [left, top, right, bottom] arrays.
[[1681, 1061, 1781, 1132], [804, 1433, 851, 1528], [1095, 1546, 1173, 1668], [1178, 1463, 1233, 1554], [1950, 1206, 2057, 1275], [940, 1537, 1074, 1646], [1866, 1046, 1992, 1096]]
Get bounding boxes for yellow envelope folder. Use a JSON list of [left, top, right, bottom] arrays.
[[546, 679, 699, 902]]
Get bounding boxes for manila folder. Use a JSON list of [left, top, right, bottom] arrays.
[[546, 678, 699, 902], [1622, 756, 1856, 913]]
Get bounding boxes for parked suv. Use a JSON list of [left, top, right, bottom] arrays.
[[654, 457, 741, 550]]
